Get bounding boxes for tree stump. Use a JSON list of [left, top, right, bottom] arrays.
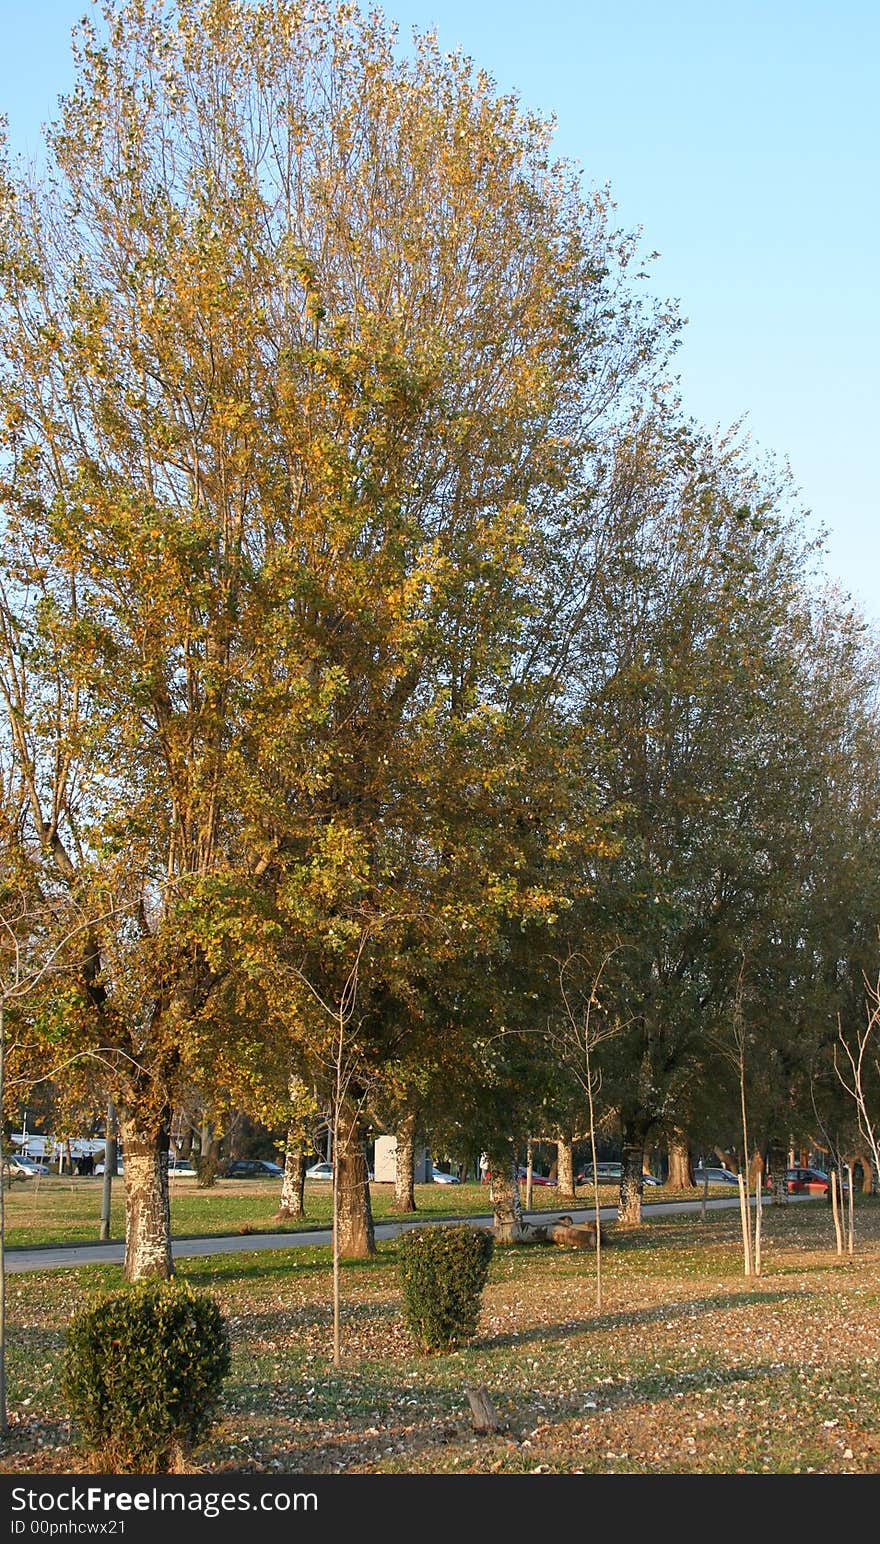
[[465, 1385, 503, 1434]]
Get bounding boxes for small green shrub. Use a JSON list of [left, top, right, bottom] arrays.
[[62, 1279, 231, 1470], [397, 1224, 494, 1352]]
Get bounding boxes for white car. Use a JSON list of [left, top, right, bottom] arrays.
[[305, 1161, 374, 1180], [5, 1155, 49, 1178], [94, 1158, 196, 1177], [431, 1167, 460, 1184]]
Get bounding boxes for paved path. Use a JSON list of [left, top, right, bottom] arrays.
[[5, 1193, 806, 1273]]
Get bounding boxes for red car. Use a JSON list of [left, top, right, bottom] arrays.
[[784, 1166, 847, 1195], [517, 1167, 556, 1187]]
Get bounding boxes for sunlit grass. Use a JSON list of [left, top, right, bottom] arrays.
[[4, 1175, 718, 1249]]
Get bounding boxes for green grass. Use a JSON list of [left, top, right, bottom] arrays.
[[4, 1195, 878, 1475], [3, 1175, 709, 1249]]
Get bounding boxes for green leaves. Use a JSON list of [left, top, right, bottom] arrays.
[[62, 1279, 231, 1469], [397, 1225, 494, 1352]]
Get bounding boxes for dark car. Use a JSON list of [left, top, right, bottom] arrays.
[[577, 1163, 663, 1186], [222, 1158, 283, 1178]]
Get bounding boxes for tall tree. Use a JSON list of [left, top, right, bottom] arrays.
[[562, 412, 823, 1221], [0, 0, 670, 1269]]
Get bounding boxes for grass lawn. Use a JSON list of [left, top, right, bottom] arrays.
[[3, 1175, 697, 1249], [3, 1196, 880, 1475]]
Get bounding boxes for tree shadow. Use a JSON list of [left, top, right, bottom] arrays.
[[182, 1249, 382, 1290], [222, 1298, 400, 1344], [472, 1287, 811, 1350]]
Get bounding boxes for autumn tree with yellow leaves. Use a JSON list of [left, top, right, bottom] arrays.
[[0, 1, 671, 1271]]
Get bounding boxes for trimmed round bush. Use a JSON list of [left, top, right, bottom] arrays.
[[397, 1224, 494, 1352], [62, 1279, 231, 1470]]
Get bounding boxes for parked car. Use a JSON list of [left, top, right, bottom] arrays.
[[222, 1158, 283, 1179], [4, 1155, 49, 1179], [304, 1160, 374, 1181], [577, 1162, 622, 1184], [431, 1167, 460, 1184], [516, 1166, 555, 1187], [95, 1157, 195, 1177], [577, 1162, 662, 1186], [783, 1166, 845, 1195], [694, 1166, 739, 1186]]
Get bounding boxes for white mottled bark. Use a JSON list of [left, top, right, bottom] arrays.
[[393, 1111, 417, 1213], [121, 1119, 172, 1282], [278, 1130, 306, 1218], [489, 1157, 523, 1243]]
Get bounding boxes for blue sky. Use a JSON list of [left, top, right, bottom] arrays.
[[2, 0, 877, 618]]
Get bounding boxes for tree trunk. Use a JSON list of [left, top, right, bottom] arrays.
[[277, 1130, 306, 1220], [556, 1133, 576, 1203], [99, 1099, 117, 1241], [336, 1109, 375, 1258], [618, 1126, 647, 1224], [768, 1140, 787, 1191], [524, 1138, 534, 1212], [489, 1151, 524, 1243], [225, 1111, 245, 1160], [393, 1110, 417, 1213], [667, 1130, 695, 1189], [737, 1171, 753, 1277], [121, 1115, 172, 1282], [850, 1151, 875, 1194], [831, 1169, 843, 1254]]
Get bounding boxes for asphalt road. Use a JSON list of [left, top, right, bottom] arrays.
[[5, 1192, 808, 1273]]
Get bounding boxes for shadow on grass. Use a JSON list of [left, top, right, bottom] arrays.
[[0, 1349, 815, 1476], [226, 1298, 402, 1345], [183, 1247, 387, 1290], [473, 1355, 805, 1447], [203, 1345, 813, 1475], [5, 1324, 68, 1355], [472, 1287, 811, 1351]]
